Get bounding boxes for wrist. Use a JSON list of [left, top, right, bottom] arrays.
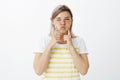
[[49, 40, 56, 47], [68, 42, 73, 48], [69, 44, 77, 55]]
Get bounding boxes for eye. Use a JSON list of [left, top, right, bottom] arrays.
[[57, 19, 61, 21], [65, 18, 70, 20], [56, 18, 61, 21]]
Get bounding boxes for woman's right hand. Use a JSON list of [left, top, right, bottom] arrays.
[[50, 28, 57, 45], [50, 27, 62, 45]]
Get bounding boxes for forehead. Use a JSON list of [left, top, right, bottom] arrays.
[[56, 11, 71, 18]]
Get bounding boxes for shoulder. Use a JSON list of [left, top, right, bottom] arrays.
[[72, 35, 85, 42]]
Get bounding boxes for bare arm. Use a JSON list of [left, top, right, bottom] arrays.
[[69, 45, 89, 75], [33, 28, 61, 76], [64, 30, 89, 75], [33, 42, 55, 76]]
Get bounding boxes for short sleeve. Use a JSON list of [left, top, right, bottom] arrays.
[[33, 37, 45, 54], [78, 37, 88, 54]]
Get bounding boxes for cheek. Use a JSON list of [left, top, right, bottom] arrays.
[[53, 22, 61, 29], [66, 22, 71, 28], [54, 24, 61, 29], [54, 21, 60, 26], [66, 20, 72, 25]]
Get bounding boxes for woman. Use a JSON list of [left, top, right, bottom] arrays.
[[33, 5, 89, 80]]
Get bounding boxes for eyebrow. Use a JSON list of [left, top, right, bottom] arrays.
[[56, 17, 71, 19], [65, 17, 71, 18]]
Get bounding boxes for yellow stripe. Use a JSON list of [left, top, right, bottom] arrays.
[[51, 56, 72, 59], [46, 70, 78, 74], [49, 62, 74, 64], [45, 75, 80, 78], [47, 66, 75, 68], [52, 48, 79, 50], [51, 52, 70, 54], [52, 48, 69, 50]]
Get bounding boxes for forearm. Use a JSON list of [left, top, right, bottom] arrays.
[[69, 44, 89, 75], [35, 42, 55, 75]]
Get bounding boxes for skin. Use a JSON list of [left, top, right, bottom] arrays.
[[51, 11, 72, 44], [33, 11, 89, 76]]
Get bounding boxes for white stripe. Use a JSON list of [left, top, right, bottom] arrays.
[[49, 58, 73, 62], [48, 63, 74, 66], [46, 68, 78, 72], [42, 78, 80, 80], [44, 73, 80, 77], [51, 54, 72, 58]]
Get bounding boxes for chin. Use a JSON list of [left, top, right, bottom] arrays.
[[60, 30, 67, 34]]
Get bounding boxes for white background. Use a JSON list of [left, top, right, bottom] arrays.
[[0, 0, 120, 80]]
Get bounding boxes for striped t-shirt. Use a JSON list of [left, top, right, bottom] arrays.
[[34, 35, 88, 80]]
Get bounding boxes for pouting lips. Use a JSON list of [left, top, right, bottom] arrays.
[[61, 27, 65, 29]]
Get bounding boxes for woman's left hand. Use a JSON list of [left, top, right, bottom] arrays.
[[64, 30, 72, 45]]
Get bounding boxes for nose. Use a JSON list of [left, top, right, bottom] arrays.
[[61, 20, 65, 25]]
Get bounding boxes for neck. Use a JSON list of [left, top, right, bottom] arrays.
[[57, 40, 67, 44]]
